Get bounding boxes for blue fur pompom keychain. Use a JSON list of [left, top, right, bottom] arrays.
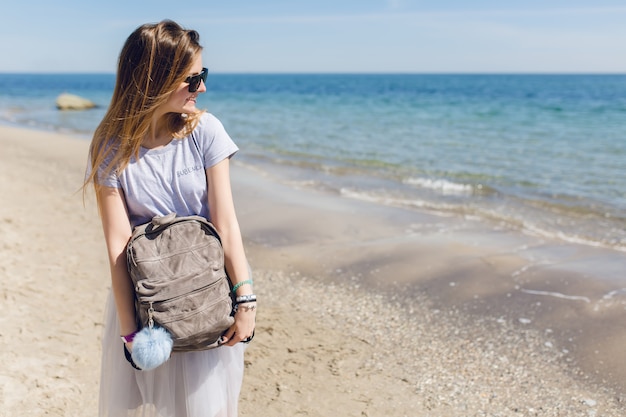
[[131, 326, 173, 371]]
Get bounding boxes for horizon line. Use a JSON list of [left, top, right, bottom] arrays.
[[1, 71, 625, 76]]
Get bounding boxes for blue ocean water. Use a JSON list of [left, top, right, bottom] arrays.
[[1, 73, 625, 251]]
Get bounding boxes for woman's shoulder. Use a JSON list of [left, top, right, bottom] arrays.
[[188, 111, 235, 151], [191, 111, 230, 142], [196, 111, 225, 131]]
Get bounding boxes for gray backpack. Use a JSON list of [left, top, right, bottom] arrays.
[[126, 213, 234, 352]]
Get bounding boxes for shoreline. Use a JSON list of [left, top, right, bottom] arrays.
[[1, 125, 625, 416], [232, 157, 626, 389]]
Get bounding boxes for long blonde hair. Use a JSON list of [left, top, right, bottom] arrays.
[[85, 20, 204, 198]]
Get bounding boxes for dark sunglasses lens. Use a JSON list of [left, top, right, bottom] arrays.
[[188, 76, 201, 92], [187, 68, 208, 93]]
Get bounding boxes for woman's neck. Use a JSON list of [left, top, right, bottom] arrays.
[[142, 119, 172, 149]]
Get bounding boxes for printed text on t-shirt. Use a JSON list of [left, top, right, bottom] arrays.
[[177, 165, 203, 178]]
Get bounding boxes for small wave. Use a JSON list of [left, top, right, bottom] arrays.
[[521, 222, 626, 253], [339, 187, 460, 214], [338, 186, 626, 253], [520, 288, 590, 303], [403, 177, 474, 196]]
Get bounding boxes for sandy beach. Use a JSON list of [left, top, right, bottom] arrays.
[[1, 124, 626, 416]]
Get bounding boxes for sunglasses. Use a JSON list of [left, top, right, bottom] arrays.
[[184, 67, 208, 92]]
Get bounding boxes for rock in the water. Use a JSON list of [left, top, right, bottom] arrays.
[[56, 93, 97, 110]]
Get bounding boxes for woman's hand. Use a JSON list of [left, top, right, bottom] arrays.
[[221, 303, 256, 346]]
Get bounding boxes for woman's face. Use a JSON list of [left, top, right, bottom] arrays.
[[162, 54, 206, 115]]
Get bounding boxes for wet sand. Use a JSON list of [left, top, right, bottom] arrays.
[[0, 124, 625, 416]]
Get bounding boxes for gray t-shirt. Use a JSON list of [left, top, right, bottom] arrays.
[[98, 112, 238, 228]]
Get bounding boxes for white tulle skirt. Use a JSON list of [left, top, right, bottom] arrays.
[[99, 292, 245, 417]]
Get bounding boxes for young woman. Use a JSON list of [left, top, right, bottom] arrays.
[[85, 20, 256, 417]]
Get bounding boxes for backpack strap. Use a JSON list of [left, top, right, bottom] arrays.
[[190, 133, 205, 169]]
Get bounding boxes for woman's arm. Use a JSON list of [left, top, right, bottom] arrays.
[[97, 186, 136, 340], [206, 158, 256, 345]]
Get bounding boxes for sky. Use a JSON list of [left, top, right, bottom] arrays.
[[2, 1, 626, 74]]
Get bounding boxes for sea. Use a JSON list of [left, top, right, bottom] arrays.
[[1, 73, 625, 252]]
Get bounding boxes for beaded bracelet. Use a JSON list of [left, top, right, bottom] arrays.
[[234, 303, 257, 313], [235, 294, 257, 304], [231, 279, 253, 294]]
